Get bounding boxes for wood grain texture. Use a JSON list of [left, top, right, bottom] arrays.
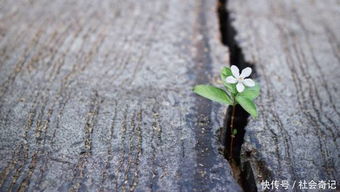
[[0, 0, 242, 191], [228, 0, 340, 190]]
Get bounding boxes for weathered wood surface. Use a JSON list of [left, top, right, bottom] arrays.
[[228, 0, 340, 190], [0, 0, 242, 191]]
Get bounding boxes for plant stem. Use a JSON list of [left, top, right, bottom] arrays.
[[229, 104, 236, 159]]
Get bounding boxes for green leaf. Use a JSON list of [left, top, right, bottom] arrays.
[[232, 129, 237, 135], [238, 83, 260, 100], [225, 83, 238, 95], [220, 67, 237, 94], [193, 85, 232, 105], [221, 67, 232, 79], [236, 95, 258, 117]]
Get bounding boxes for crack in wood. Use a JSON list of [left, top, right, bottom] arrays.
[[217, 0, 258, 191]]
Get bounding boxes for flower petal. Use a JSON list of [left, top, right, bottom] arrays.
[[240, 67, 252, 78], [231, 65, 240, 78], [243, 78, 255, 87], [236, 82, 245, 92], [226, 76, 237, 84]]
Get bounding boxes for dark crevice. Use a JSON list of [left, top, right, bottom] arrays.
[[217, 0, 258, 192]]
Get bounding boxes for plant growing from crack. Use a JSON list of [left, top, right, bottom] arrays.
[[193, 65, 260, 159]]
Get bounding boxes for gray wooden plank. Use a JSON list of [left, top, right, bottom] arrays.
[[227, 0, 340, 190], [0, 0, 242, 191]]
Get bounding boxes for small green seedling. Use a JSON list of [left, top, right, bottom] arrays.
[[193, 65, 260, 158]]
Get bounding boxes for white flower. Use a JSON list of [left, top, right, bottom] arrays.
[[225, 65, 255, 92]]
